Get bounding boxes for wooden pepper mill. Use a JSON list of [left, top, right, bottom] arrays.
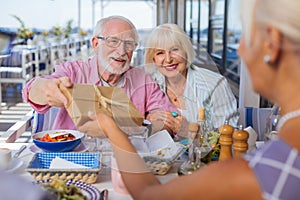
[[233, 125, 249, 157], [218, 120, 234, 161]]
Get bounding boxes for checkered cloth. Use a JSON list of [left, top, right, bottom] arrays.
[[32, 152, 100, 169], [244, 138, 300, 200]]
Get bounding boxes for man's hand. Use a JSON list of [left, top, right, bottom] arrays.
[[29, 76, 72, 107]]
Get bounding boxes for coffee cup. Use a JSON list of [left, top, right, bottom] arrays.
[[0, 148, 12, 170]]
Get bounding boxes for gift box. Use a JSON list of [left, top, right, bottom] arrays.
[[59, 83, 144, 127]]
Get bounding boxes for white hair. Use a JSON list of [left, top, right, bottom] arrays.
[[92, 15, 139, 41], [240, 0, 300, 46]]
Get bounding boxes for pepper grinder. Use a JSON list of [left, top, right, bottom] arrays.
[[233, 125, 249, 157], [218, 120, 234, 161]]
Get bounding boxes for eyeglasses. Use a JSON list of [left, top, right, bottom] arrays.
[[97, 36, 137, 51]]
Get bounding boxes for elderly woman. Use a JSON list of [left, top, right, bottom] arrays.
[[93, 0, 300, 199], [144, 23, 239, 132]]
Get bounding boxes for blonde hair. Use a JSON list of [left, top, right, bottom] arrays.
[[92, 15, 139, 41], [241, 0, 300, 46], [144, 23, 195, 66]]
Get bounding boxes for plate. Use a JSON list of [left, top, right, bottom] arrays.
[[36, 179, 101, 200], [6, 158, 24, 173], [29, 141, 89, 153]]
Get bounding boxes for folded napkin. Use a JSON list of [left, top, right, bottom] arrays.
[[49, 157, 90, 169], [244, 126, 258, 153]]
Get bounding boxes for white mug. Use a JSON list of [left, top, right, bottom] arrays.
[[0, 148, 12, 170]]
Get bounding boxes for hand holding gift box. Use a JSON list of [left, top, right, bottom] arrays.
[[59, 83, 144, 127]]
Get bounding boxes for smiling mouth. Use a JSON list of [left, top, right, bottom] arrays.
[[163, 64, 178, 71], [112, 57, 126, 63]]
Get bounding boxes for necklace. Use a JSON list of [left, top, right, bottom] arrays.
[[276, 108, 300, 131]]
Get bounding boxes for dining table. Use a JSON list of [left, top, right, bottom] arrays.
[[0, 139, 182, 200]]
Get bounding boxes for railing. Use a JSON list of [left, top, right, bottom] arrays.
[[0, 36, 93, 109]]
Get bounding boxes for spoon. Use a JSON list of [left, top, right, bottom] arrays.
[[13, 145, 27, 158]]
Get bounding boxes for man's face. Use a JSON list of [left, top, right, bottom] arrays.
[[97, 19, 136, 75]]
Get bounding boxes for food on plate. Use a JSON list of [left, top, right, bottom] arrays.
[[36, 133, 76, 142], [41, 179, 87, 200]]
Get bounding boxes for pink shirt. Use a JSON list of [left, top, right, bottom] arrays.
[[22, 56, 176, 130]]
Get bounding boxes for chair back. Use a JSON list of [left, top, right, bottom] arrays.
[[238, 107, 272, 141], [31, 107, 59, 134]]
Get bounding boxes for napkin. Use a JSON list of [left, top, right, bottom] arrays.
[[49, 157, 90, 169], [244, 126, 257, 153]]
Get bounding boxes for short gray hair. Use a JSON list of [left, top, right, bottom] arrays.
[[92, 15, 139, 41]]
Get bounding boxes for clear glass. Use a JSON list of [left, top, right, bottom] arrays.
[[264, 104, 280, 142], [197, 108, 212, 158], [178, 124, 204, 175]]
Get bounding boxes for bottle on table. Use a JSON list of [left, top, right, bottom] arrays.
[[178, 123, 203, 175], [197, 108, 212, 159]]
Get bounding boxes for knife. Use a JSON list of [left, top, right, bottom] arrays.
[[13, 145, 27, 158]]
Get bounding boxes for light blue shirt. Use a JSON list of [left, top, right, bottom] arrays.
[[150, 65, 239, 129]]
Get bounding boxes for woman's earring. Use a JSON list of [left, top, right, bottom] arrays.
[[264, 55, 271, 64]]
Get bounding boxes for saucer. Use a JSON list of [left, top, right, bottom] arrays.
[[29, 141, 89, 153], [6, 158, 24, 173]]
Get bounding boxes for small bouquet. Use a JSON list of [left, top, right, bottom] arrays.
[[12, 15, 34, 40]]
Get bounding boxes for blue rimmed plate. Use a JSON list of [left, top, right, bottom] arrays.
[[36, 179, 101, 200]]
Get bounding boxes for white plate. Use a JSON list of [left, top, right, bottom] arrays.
[[29, 141, 89, 153], [6, 158, 23, 173]]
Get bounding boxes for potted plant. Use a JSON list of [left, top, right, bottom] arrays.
[[11, 15, 34, 44]]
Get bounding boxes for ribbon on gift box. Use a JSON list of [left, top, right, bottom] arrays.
[[59, 83, 144, 127]]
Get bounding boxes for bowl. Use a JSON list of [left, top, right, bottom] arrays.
[[33, 130, 84, 152]]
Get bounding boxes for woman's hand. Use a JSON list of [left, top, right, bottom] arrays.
[[146, 111, 188, 136], [78, 112, 107, 138], [78, 112, 121, 139]]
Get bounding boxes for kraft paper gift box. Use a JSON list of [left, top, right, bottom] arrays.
[[59, 83, 144, 127]]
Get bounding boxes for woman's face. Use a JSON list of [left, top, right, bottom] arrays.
[[153, 46, 187, 78]]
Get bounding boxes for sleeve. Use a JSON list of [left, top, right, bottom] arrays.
[[22, 62, 73, 114], [210, 77, 239, 128]]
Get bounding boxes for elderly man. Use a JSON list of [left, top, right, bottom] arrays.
[[23, 15, 180, 136]]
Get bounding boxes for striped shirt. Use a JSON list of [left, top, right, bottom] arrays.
[[150, 65, 239, 128], [244, 138, 300, 200]]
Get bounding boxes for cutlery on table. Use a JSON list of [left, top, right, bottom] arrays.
[[13, 145, 27, 158]]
